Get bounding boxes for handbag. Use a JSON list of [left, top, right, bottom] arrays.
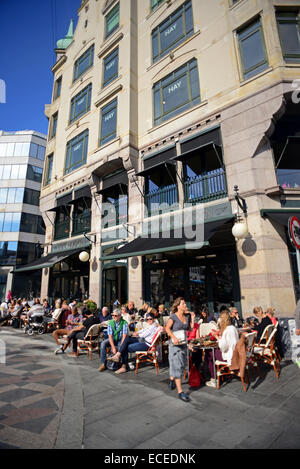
[[171, 329, 187, 345], [188, 357, 203, 388], [106, 353, 121, 371]]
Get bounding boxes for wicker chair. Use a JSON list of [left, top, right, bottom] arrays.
[[253, 323, 280, 379], [76, 324, 103, 360], [135, 326, 164, 375]]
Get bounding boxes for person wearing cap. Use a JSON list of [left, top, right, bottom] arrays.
[[125, 312, 159, 356]]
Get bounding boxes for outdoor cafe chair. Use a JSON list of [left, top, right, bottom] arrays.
[[253, 323, 280, 379], [215, 331, 257, 391], [135, 326, 164, 375], [76, 323, 103, 360]]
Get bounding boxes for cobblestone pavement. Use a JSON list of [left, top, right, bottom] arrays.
[[1, 327, 300, 450]]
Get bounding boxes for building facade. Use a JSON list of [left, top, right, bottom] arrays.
[[0, 130, 46, 300], [37, 0, 300, 316]]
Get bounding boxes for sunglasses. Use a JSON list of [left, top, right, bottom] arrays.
[[112, 314, 120, 317], [146, 318, 154, 321]]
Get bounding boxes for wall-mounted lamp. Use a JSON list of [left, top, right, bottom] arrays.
[[232, 185, 248, 239], [79, 251, 90, 262]]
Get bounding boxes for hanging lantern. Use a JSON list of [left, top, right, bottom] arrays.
[[232, 219, 248, 239], [79, 251, 90, 262]]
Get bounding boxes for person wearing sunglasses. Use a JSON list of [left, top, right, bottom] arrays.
[[98, 308, 129, 374]]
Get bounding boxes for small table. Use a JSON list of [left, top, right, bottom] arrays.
[[188, 341, 219, 387]]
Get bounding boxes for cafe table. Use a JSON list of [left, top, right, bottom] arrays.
[[188, 340, 219, 387]]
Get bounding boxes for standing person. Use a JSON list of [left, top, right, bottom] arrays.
[[7, 290, 12, 303], [165, 297, 195, 402]]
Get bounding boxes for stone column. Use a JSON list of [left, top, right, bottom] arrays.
[[40, 211, 55, 300], [88, 188, 102, 306], [222, 83, 296, 317]]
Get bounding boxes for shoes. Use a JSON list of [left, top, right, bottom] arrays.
[[178, 392, 190, 402], [54, 345, 64, 355], [98, 364, 106, 372], [205, 378, 217, 388], [169, 379, 176, 390]]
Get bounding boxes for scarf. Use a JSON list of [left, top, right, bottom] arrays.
[[109, 318, 127, 343]]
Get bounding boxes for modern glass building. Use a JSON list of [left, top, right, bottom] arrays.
[[0, 130, 46, 300]]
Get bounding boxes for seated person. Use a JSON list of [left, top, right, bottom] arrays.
[[265, 307, 278, 326], [229, 307, 243, 328], [118, 312, 159, 360], [253, 306, 273, 342], [98, 306, 112, 339], [121, 305, 135, 332], [53, 306, 83, 354], [60, 309, 99, 356], [138, 303, 149, 318], [127, 301, 138, 319], [199, 306, 215, 324], [98, 309, 128, 374], [27, 299, 44, 319], [205, 310, 239, 388]]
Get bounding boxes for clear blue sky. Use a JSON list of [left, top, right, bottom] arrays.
[[0, 0, 81, 136]]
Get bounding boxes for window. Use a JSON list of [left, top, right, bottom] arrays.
[[0, 212, 21, 232], [69, 84, 92, 124], [153, 58, 200, 125], [276, 11, 300, 63], [105, 3, 119, 39], [27, 165, 43, 183], [54, 207, 70, 240], [0, 164, 27, 180], [237, 18, 269, 80], [0, 187, 24, 204], [100, 98, 118, 146], [29, 142, 45, 160], [152, 0, 194, 62], [44, 154, 53, 187], [49, 112, 58, 139], [0, 241, 18, 266], [73, 44, 94, 83], [16, 242, 40, 265], [20, 213, 45, 235], [23, 188, 40, 206], [151, 0, 164, 11], [54, 76, 62, 100], [65, 129, 89, 175], [103, 48, 119, 87], [72, 197, 91, 235]]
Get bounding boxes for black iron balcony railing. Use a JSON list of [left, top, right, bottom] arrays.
[[72, 210, 91, 236], [144, 184, 179, 217], [102, 198, 128, 229], [54, 220, 70, 241], [184, 168, 227, 204]]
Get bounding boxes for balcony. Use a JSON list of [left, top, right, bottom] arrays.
[[102, 198, 128, 229], [184, 168, 227, 205], [145, 184, 179, 217], [54, 220, 70, 241], [72, 210, 91, 236]]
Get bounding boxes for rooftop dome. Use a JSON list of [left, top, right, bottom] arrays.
[[56, 20, 74, 50]]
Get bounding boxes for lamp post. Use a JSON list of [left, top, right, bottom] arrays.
[[232, 185, 249, 239]]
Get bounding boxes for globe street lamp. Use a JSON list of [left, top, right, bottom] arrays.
[[232, 185, 248, 239]]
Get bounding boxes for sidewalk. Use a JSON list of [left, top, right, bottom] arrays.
[[0, 327, 300, 449]]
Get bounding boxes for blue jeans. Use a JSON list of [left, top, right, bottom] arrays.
[[127, 338, 149, 353], [100, 337, 128, 365]]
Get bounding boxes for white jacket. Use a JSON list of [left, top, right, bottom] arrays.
[[218, 325, 239, 365]]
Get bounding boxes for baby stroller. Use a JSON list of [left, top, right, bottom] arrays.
[[24, 315, 46, 335]]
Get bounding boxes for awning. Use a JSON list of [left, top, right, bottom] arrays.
[[100, 217, 233, 261], [261, 208, 300, 226], [47, 192, 73, 212], [13, 248, 83, 273], [97, 170, 128, 195], [137, 146, 177, 177]]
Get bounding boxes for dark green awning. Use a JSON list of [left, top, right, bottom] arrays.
[[13, 248, 82, 273], [261, 208, 300, 226]]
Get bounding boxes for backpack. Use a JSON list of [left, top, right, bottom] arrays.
[[106, 353, 121, 371]]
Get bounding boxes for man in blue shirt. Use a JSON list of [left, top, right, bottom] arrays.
[[98, 309, 128, 373]]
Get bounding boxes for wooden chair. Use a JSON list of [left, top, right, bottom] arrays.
[[253, 323, 280, 379], [135, 326, 163, 375], [76, 324, 103, 360], [215, 331, 257, 391]]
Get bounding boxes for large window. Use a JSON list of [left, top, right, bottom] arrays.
[[0, 212, 21, 232], [237, 18, 269, 80], [65, 129, 89, 175], [20, 213, 45, 235], [44, 154, 53, 187], [0, 142, 45, 159], [23, 188, 40, 206], [0, 187, 24, 204], [103, 48, 119, 88], [72, 198, 91, 236], [70, 84, 92, 124], [152, 0, 194, 63], [29, 142, 46, 160], [73, 44, 94, 83], [0, 164, 27, 180], [0, 241, 18, 266], [54, 207, 70, 241], [153, 58, 200, 125], [276, 11, 300, 63], [27, 164, 43, 183], [105, 3, 119, 39], [100, 98, 118, 146]]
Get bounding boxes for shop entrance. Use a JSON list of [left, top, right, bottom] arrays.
[[102, 266, 127, 312]]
